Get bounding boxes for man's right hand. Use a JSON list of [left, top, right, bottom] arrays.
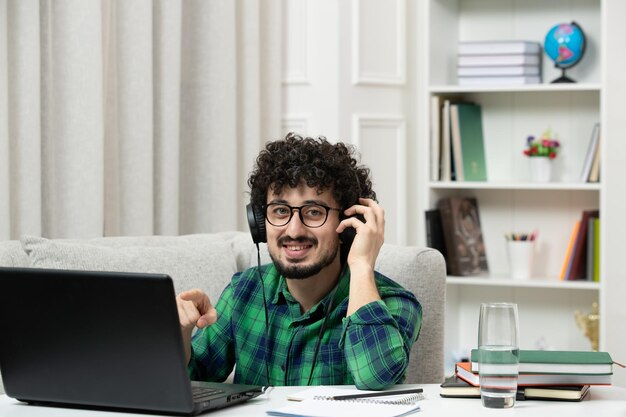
[[177, 289, 218, 365], [177, 289, 218, 330]]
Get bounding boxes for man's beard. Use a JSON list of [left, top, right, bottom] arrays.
[[269, 237, 339, 279]]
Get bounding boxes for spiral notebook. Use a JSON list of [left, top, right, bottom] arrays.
[[267, 386, 423, 417]]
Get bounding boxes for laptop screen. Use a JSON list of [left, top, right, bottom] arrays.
[[0, 267, 260, 415]]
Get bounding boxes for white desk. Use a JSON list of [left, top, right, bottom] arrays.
[[1, 384, 625, 416]]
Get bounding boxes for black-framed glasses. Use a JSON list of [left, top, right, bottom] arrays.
[[265, 203, 342, 228]]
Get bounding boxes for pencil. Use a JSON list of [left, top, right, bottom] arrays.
[[330, 388, 423, 401]]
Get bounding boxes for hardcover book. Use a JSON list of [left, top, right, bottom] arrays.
[[470, 349, 614, 375], [430, 95, 442, 181], [440, 375, 480, 398], [457, 65, 540, 77], [593, 218, 600, 282], [437, 197, 488, 276], [440, 99, 452, 182], [450, 103, 487, 181], [568, 210, 600, 280], [440, 375, 590, 402], [580, 123, 600, 182], [458, 75, 541, 86], [457, 54, 541, 67], [560, 220, 581, 280], [424, 209, 449, 274], [458, 40, 541, 55]]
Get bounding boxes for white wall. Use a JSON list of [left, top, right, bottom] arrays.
[[281, 0, 415, 246]]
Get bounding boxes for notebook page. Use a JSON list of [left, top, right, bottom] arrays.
[[287, 386, 422, 403], [270, 387, 422, 417], [266, 398, 420, 417]]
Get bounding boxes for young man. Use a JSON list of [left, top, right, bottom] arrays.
[[176, 133, 422, 390]]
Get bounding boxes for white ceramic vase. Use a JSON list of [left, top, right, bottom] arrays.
[[529, 157, 552, 182]]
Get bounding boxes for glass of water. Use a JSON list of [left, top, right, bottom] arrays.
[[478, 302, 520, 409]]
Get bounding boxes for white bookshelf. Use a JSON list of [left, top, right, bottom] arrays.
[[417, 0, 608, 374]]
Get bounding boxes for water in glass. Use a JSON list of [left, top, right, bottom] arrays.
[[478, 345, 520, 408]]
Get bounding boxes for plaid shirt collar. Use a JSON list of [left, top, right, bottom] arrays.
[[268, 263, 351, 322]]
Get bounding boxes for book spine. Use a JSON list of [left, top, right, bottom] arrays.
[[593, 218, 600, 282], [458, 41, 541, 55], [560, 221, 580, 280], [450, 104, 464, 181], [580, 123, 600, 182], [440, 100, 452, 182], [437, 198, 459, 275], [586, 217, 595, 281], [570, 210, 600, 280], [430, 95, 442, 181], [457, 65, 540, 77], [457, 54, 541, 67], [457, 103, 487, 181], [457, 75, 541, 86]]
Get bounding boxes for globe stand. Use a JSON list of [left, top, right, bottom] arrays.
[[551, 67, 576, 83]]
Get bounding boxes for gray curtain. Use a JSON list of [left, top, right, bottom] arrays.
[[0, 0, 282, 239]]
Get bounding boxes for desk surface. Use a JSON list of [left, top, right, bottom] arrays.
[[1, 384, 625, 416]]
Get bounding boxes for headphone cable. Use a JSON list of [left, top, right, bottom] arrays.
[[306, 261, 347, 386], [256, 243, 272, 389]]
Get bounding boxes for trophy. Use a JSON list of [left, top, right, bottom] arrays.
[[575, 302, 599, 351]]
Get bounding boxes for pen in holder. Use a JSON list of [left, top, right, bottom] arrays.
[[505, 232, 537, 280]]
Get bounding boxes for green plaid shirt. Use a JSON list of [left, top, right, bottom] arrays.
[[188, 264, 422, 390]]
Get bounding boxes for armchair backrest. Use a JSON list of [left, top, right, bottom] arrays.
[[375, 244, 446, 384]]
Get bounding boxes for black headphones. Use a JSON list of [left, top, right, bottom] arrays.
[[246, 203, 267, 244]]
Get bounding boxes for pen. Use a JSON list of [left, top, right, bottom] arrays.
[[330, 388, 423, 401]]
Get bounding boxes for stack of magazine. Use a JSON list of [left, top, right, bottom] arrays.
[[441, 349, 616, 402], [457, 40, 542, 86]]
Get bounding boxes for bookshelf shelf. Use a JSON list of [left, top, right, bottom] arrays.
[[429, 182, 601, 191], [429, 83, 602, 95], [446, 276, 600, 291]]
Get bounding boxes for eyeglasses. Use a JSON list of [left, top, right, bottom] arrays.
[[265, 203, 342, 228]]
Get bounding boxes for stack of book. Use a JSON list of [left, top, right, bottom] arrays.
[[457, 40, 542, 86], [442, 349, 614, 402]]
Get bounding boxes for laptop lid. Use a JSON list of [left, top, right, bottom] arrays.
[[0, 267, 262, 415]]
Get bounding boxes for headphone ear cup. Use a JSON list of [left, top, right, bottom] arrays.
[[246, 203, 267, 243]]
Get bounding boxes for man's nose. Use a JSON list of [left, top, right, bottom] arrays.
[[285, 209, 307, 234]]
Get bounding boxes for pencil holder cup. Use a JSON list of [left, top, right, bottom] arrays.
[[507, 241, 534, 279]]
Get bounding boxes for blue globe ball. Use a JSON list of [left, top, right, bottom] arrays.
[[544, 22, 585, 69]]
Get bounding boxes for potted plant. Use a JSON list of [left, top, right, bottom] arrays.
[[524, 130, 560, 181]]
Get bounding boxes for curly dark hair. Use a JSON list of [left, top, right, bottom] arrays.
[[248, 133, 376, 210]]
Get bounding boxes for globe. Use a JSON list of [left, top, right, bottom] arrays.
[[544, 22, 586, 83]]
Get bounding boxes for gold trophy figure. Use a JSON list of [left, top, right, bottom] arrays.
[[575, 302, 599, 351]]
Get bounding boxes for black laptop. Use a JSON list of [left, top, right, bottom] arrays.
[[0, 267, 263, 415]]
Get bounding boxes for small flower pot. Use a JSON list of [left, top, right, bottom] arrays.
[[529, 157, 552, 182]]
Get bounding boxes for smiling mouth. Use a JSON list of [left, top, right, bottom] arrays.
[[284, 244, 312, 251]]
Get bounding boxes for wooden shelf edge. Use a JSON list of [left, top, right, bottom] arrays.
[[429, 83, 602, 94], [428, 181, 601, 191], [446, 276, 600, 290]]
